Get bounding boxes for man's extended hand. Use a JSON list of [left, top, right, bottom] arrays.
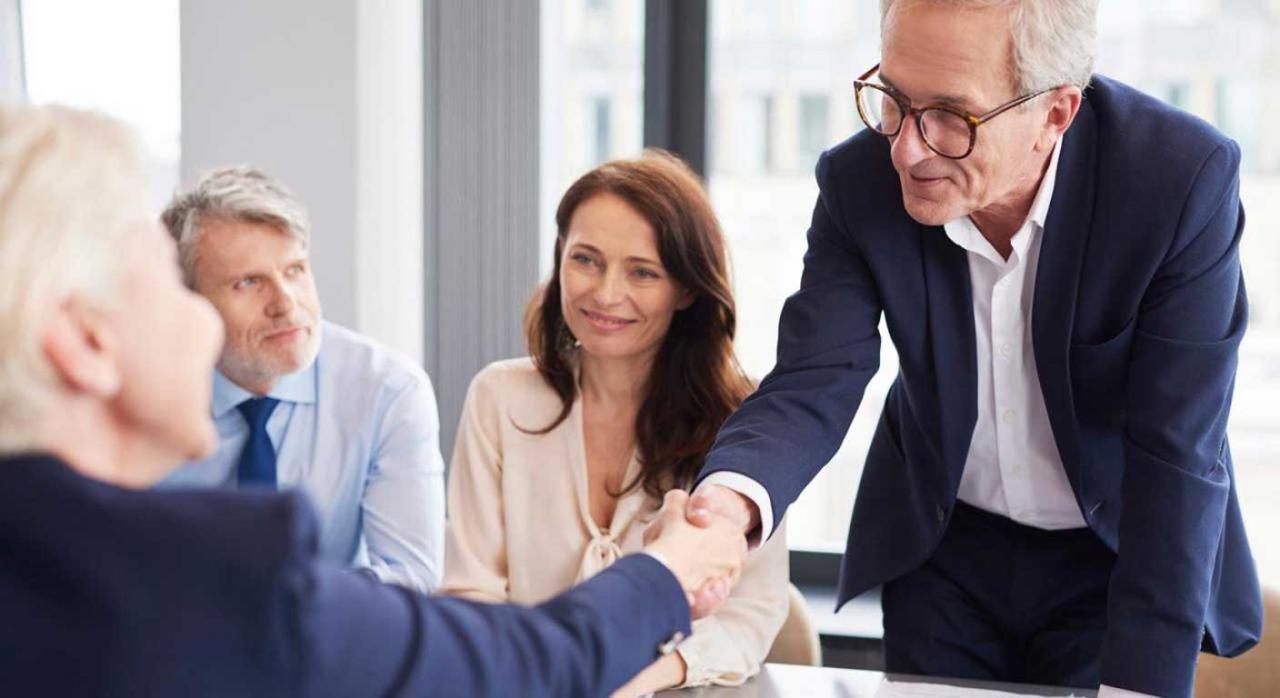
[[643, 485, 761, 618], [642, 490, 747, 618], [688, 484, 760, 535], [691, 484, 761, 615]]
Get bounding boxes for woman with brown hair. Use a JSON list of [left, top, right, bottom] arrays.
[[440, 150, 788, 695]]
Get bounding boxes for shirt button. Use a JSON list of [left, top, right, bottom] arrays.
[[999, 342, 1012, 358], [1002, 409, 1016, 424], [936, 505, 947, 524]]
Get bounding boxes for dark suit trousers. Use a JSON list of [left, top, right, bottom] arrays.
[[881, 502, 1116, 689]]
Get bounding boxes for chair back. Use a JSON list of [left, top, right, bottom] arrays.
[[765, 583, 822, 667], [1194, 587, 1280, 697]]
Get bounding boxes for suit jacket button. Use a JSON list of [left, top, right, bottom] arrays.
[[936, 505, 946, 524]]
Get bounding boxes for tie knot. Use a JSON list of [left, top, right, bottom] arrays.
[[236, 397, 280, 429]]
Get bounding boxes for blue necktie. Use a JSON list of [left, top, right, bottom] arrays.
[[236, 397, 280, 488]]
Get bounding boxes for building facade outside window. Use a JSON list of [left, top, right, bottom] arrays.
[[540, 0, 644, 271]]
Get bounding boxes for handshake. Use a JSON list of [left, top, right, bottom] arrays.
[[641, 485, 762, 619]]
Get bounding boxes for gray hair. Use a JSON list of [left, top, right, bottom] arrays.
[[0, 105, 146, 450], [161, 166, 310, 286], [880, 0, 1098, 94]]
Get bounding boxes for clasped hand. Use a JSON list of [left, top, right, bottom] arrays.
[[641, 486, 758, 618]]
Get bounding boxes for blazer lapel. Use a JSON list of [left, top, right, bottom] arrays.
[[920, 220, 978, 494], [1032, 96, 1099, 490]]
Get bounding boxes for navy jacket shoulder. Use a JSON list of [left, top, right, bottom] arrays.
[[1, 453, 315, 697], [0, 454, 690, 697]]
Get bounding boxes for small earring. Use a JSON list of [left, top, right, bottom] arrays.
[[556, 320, 578, 354]]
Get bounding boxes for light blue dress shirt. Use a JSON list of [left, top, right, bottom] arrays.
[[162, 321, 446, 591]]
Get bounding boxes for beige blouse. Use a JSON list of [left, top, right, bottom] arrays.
[[440, 358, 789, 688]]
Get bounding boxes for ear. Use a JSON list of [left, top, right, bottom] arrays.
[[41, 296, 123, 399], [675, 287, 697, 311], [1039, 85, 1083, 151]]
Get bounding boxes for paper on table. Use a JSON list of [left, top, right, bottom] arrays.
[[874, 678, 1089, 698]]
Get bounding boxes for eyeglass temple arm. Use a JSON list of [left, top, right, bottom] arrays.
[[974, 87, 1056, 125]]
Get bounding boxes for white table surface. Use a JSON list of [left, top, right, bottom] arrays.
[[656, 663, 1098, 698]]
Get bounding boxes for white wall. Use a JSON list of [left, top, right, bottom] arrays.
[[182, 0, 539, 455], [354, 1, 424, 366], [0, 0, 24, 101], [180, 0, 423, 363]]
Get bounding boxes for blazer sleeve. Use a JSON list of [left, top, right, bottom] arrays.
[[294, 554, 691, 698], [437, 373, 511, 603], [1100, 139, 1248, 698], [676, 518, 790, 687], [697, 152, 884, 535]]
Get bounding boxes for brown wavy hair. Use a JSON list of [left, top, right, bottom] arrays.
[[525, 149, 753, 500]]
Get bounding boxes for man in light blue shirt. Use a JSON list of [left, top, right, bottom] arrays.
[[159, 166, 445, 591]]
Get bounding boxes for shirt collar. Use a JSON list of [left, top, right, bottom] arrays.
[[210, 356, 319, 418], [1026, 136, 1064, 232], [942, 136, 1064, 262]]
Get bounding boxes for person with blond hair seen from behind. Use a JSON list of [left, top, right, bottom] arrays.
[[440, 150, 787, 696], [0, 103, 748, 697], [158, 167, 444, 591]]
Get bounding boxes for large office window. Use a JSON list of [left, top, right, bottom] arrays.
[[796, 93, 831, 174], [540, 0, 645, 272], [708, 0, 885, 550], [589, 96, 613, 164], [728, 94, 774, 174], [20, 0, 180, 211]]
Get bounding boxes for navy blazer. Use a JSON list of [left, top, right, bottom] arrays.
[[700, 75, 1262, 697], [0, 453, 689, 697]]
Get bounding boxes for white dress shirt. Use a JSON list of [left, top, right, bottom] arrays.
[[947, 137, 1084, 530]]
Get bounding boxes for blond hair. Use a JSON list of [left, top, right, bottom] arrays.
[[0, 104, 147, 450]]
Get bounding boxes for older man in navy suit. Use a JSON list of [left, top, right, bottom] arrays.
[[683, 1, 1263, 697], [0, 105, 746, 697]]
